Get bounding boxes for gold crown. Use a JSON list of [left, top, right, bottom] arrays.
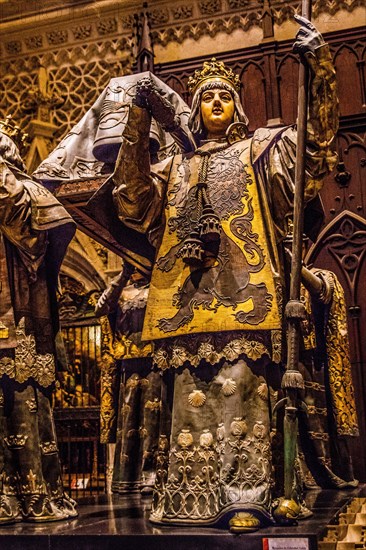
[[0, 115, 28, 150], [187, 58, 241, 94]]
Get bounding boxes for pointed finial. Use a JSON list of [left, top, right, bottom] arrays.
[[134, 3, 154, 73]]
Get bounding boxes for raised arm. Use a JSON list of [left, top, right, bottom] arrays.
[[293, 14, 338, 164], [112, 79, 173, 235], [253, 16, 338, 239]]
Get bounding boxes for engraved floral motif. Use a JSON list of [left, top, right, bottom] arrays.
[[199, 429, 214, 448], [177, 429, 194, 448], [197, 343, 220, 365], [253, 421, 266, 439], [172, 5, 193, 20], [151, 411, 271, 522], [72, 25, 92, 40], [224, 341, 243, 365], [199, 0, 221, 15], [240, 338, 267, 361], [153, 334, 270, 370], [0, 321, 55, 388], [271, 329, 282, 363], [171, 346, 188, 368], [96, 19, 117, 35], [230, 417, 248, 437], [154, 349, 170, 371], [25, 36, 43, 50], [47, 30, 68, 46], [150, 8, 169, 26], [5, 41, 22, 55]]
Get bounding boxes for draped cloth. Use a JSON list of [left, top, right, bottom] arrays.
[[33, 73, 192, 275]]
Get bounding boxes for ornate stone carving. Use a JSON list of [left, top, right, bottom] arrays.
[[25, 36, 43, 50], [96, 18, 117, 35], [152, 12, 261, 46], [150, 8, 169, 27], [47, 30, 68, 46], [227, 0, 250, 8], [72, 25, 93, 40], [199, 0, 222, 15], [5, 41, 21, 55], [172, 5, 194, 20]]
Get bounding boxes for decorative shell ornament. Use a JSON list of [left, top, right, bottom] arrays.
[[188, 389, 206, 408], [177, 429, 194, 448], [257, 383, 268, 401], [222, 378, 237, 397]]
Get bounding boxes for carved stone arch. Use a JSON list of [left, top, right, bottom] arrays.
[[239, 60, 266, 131], [61, 231, 108, 293]]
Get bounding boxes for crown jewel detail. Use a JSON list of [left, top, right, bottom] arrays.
[[0, 115, 28, 150], [188, 58, 241, 94]]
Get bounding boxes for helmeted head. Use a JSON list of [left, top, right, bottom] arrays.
[[187, 58, 249, 140], [0, 116, 27, 171]]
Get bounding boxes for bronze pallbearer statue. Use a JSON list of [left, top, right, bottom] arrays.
[[0, 116, 77, 523], [110, 16, 358, 532]]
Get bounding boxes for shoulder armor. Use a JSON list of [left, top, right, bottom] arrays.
[[251, 126, 288, 164]]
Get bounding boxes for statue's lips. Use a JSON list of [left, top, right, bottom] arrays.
[[212, 108, 223, 114]]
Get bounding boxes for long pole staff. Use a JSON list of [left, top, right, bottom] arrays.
[[282, 0, 313, 503]]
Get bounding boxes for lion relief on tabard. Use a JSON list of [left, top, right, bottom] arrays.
[[156, 148, 272, 333]]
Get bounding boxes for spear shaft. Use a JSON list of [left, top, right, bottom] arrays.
[[283, 0, 313, 501]]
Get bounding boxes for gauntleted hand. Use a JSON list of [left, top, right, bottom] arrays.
[[293, 14, 325, 56], [135, 76, 155, 108], [134, 76, 180, 132]]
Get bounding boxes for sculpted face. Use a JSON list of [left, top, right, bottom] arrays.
[[200, 87, 235, 138]]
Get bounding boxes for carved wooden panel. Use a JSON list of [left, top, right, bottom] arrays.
[[277, 54, 299, 125], [239, 61, 267, 132], [334, 45, 365, 117]]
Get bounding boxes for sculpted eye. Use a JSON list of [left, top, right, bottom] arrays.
[[202, 92, 214, 102], [220, 93, 232, 102]]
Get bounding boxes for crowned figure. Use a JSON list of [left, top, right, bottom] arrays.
[[109, 16, 358, 532]]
